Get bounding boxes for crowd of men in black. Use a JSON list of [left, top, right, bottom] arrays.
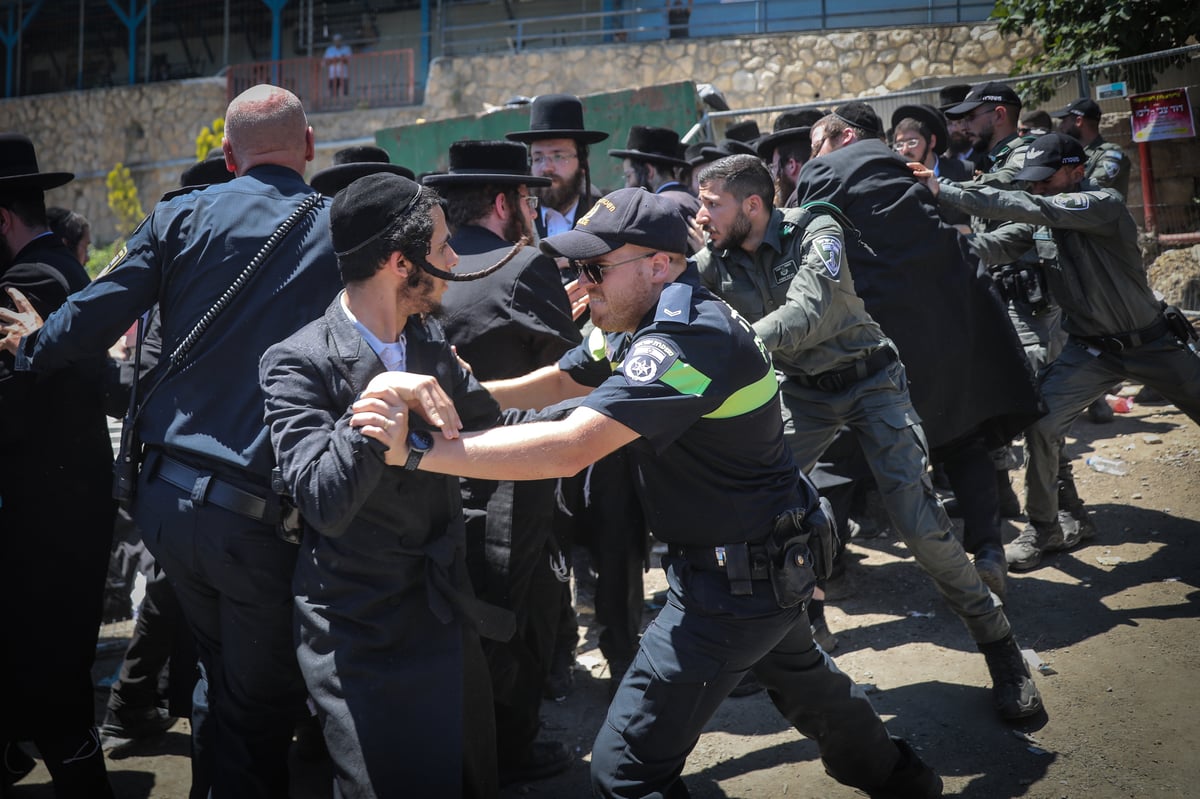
[[1, 75, 1197, 799]]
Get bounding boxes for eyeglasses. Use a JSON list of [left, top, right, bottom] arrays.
[[564, 251, 658, 284], [810, 135, 828, 154], [520, 194, 539, 210], [530, 152, 578, 167], [891, 138, 922, 152]]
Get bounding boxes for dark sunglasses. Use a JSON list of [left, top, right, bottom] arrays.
[[564, 251, 658, 284]]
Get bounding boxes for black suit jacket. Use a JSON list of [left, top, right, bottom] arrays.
[[796, 140, 1042, 448], [935, 155, 974, 227]]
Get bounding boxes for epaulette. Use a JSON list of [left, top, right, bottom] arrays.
[[798, 200, 876, 258], [160, 185, 208, 202], [654, 281, 694, 325]]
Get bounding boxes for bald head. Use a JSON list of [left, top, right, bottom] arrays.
[[223, 85, 314, 177]]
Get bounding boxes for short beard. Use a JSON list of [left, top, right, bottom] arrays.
[[536, 168, 585, 215], [720, 210, 753, 251], [774, 175, 796, 208], [408, 261, 445, 318]]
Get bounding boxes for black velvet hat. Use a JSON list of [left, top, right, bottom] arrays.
[[180, 147, 234, 187], [891, 104, 950, 155], [937, 84, 972, 114], [699, 139, 758, 161], [722, 120, 761, 144], [684, 140, 717, 167], [773, 109, 825, 131], [608, 126, 690, 169], [331, 172, 426, 257], [755, 127, 811, 161], [540, 187, 687, 259], [421, 140, 551, 187], [506, 94, 609, 144], [831, 101, 884, 139], [0, 133, 73, 191], [310, 144, 415, 195]]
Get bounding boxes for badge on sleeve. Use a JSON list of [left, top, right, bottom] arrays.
[[1052, 193, 1091, 210], [1100, 155, 1122, 180], [811, 235, 842, 278], [622, 336, 678, 384]]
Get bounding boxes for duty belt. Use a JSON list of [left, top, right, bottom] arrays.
[[788, 347, 896, 392], [669, 541, 771, 596], [151, 451, 276, 523], [1074, 316, 1169, 354]]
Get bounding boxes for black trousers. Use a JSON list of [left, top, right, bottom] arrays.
[[134, 456, 306, 799]]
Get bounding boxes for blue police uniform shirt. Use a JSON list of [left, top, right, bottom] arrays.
[[18, 164, 342, 483], [557, 262, 803, 546]]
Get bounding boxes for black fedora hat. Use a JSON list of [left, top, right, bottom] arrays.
[[699, 139, 758, 161], [608, 126, 689, 169], [722, 120, 761, 144], [180, 146, 234, 187], [756, 126, 811, 161], [310, 144, 416, 195], [891, 104, 950, 155], [507, 94, 609, 144], [684, 141, 716, 167], [421, 140, 551, 188], [0, 133, 73, 191]]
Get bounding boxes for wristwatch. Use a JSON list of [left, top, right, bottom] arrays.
[[403, 429, 434, 471]]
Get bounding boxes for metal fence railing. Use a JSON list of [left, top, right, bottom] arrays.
[[438, 0, 993, 57], [224, 48, 416, 113], [703, 44, 1200, 249]]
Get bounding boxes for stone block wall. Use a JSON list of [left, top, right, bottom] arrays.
[[424, 23, 1037, 119]]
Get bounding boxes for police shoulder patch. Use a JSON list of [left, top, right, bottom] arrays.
[[98, 244, 129, 278], [622, 335, 679, 384], [811, 234, 842, 278], [1052, 192, 1091, 210]]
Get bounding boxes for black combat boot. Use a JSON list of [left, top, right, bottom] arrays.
[[867, 738, 943, 798], [979, 634, 1043, 720]]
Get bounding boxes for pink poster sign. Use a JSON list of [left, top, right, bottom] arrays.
[[1129, 88, 1196, 143]]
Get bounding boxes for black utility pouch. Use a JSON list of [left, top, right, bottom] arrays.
[[271, 466, 303, 546], [112, 422, 141, 508], [765, 504, 821, 609], [1164, 304, 1199, 345]]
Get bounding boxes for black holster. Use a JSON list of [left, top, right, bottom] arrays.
[[1164, 304, 1199, 346], [764, 497, 836, 609], [112, 421, 142, 509]]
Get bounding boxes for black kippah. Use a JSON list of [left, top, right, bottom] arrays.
[[331, 172, 423, 257]]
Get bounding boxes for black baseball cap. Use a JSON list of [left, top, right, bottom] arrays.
[[540, 187, 687, 259], [1052, 98, 1102, 121], [944, 81, 1022, 116], [1013, 132, 1085, 182]]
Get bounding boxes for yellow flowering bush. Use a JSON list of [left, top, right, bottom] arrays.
[[105, 163, 145, 239], [196, 118, 225, 162]]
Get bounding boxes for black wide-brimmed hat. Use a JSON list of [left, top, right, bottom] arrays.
[[181, 146, 234, 187], [506, 94, 609, 144], [310, 144, 415, 195], [722, 120, 761, 144], [609, 126, 689, 169], [422, 140, 551, 188], [756, 126, 811, 160], [684, 141, 716, 167], [0, 133, 74, 191], [891, 104, 950, 155], [700, 139, 758, 161], [773, 109, 825, 132]]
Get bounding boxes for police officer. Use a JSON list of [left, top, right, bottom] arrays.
[[389, 187, 943, 799], [915, 132, 1200, 570], [2, 85, 342, 798], [1052, 98, 1130, 199], [429, 140, 578, 783], [695, 154, 1041, 721]]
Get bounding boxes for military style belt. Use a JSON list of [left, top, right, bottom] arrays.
[[788, 347, 896, 392], [153, 453, 275, 523], [669, 541, 771, 596], [1074, 316, 1169, 354]]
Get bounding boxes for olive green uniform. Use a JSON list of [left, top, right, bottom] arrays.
[[697, 207, 1010, 644]]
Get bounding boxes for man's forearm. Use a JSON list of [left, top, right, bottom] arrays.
[[482, 364, 591, 411]]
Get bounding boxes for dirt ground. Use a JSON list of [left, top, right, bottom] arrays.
[[14, 383, 1200, 798]]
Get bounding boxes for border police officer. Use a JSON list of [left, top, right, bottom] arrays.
[[916, 132, 1200, 570]]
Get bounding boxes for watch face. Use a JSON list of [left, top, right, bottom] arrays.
[[408, 429, 434, 453]]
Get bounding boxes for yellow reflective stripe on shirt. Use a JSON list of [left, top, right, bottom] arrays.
[[659, 360, 711, 396], [702, 368, 778, 419]]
